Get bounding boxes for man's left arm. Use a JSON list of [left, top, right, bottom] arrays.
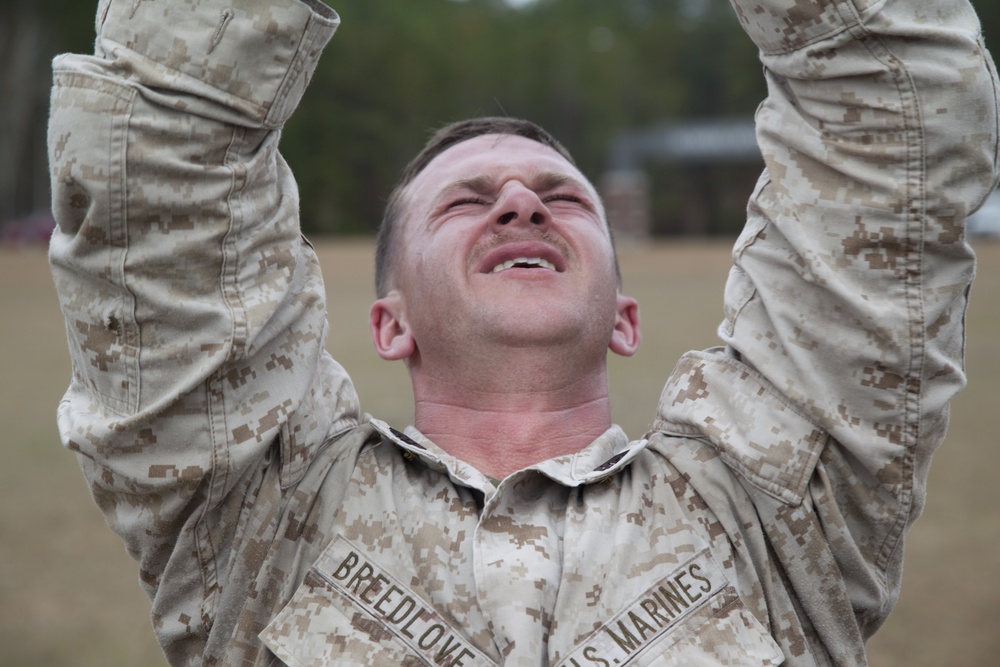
[[658, 0, 1000, 644], [733, 0, 998, 628]]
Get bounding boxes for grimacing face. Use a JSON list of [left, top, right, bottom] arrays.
[[369, 134, 640, 368]]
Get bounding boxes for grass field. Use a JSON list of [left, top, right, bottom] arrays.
[[1, 238, 997, 666]]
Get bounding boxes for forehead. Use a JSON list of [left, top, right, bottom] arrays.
[[405, 134, 596, 206]]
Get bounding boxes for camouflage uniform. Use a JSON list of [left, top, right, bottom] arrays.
[[47, 0, 999, 665]]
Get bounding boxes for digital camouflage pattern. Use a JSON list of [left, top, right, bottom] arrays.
[[47, 0, 1000, 665]]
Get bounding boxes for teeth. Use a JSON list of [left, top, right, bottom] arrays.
[[491, 257, 557, 273]]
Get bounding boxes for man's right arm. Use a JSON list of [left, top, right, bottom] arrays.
[[48, 0, 358, 657]]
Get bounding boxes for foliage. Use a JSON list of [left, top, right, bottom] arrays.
[[287, 0, 766, 235], [7, 0, 1000, 236]]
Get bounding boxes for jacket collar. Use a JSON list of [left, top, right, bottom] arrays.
[[368, 417, 649, 491]]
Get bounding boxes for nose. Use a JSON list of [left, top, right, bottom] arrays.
[[493, 184, 550, 228]]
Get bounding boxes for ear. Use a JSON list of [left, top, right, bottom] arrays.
[[608, 293, 640, 357], [370, 292, 416, 361]]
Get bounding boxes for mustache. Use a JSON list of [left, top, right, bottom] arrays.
[[468, 229, 570, 265]]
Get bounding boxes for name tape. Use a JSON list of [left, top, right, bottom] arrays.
[[558, 550, 726, 667], [314, 537, 496, 667]]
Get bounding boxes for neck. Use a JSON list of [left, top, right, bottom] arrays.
[[409, 349, 613, 479]]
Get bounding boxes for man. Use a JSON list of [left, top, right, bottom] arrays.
[[47, 0, 998, 665]]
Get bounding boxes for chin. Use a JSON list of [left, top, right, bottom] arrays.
[[483, 304, 613, 348]]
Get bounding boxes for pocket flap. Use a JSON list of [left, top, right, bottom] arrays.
[[260, 536, 497, 667]]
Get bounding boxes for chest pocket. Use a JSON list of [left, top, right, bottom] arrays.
[[259, 537, 497, 667], [556, 551, 784, 667], [635, 589, 784, 667]]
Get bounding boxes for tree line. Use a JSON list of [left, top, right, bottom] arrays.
[[4, 0, 999, 237]]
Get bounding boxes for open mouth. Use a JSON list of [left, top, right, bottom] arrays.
[[475, 240, 567, 276], [490, 257, 558, 273]]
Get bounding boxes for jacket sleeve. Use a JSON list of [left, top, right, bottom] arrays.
[[47, 0, 358, 656], [719, 0, 998, 636]]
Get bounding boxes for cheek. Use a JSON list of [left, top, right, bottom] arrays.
[[581, 232, 619, 283], [405, 245, 460, 305], [415, 226, 479, 280]]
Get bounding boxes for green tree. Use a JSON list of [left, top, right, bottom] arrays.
[[12, 0, 1000, 237]]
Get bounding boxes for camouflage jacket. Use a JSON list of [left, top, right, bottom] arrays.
[[48, 0, 1000, 665]]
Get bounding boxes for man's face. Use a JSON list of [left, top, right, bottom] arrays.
[[372, 134, 637, 366]]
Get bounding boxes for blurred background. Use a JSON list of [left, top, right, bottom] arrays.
[[2, 0, 999, 665], [5, 0, 996, 243]]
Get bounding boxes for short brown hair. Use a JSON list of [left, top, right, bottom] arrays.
[[374, 117, 618, 296]]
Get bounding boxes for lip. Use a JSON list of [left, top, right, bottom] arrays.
[[473, 241, 567, 275]]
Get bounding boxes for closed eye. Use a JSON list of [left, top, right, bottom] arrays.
[[445, 197, 492, 211], [448, 197, 490, 207], [543, 193, 585, 205]]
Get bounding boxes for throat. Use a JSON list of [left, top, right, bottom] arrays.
[[407, 342, 615, 477], [412, 392, 613, 479]]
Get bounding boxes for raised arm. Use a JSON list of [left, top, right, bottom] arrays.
[[48, 0, 358, 658], [656, 0, 999, 645], [725, 0, 999, 429]]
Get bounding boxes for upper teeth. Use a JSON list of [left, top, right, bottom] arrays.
[[491, 257, 557, 273]]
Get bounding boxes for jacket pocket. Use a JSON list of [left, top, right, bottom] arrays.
[[260, 569, 425, 667], [259, 537, 497, 667], [556, 550, 783, 667], [636, 588, 784, 666]]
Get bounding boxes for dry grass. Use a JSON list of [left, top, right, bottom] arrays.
[[1, 238, 997, 666]]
